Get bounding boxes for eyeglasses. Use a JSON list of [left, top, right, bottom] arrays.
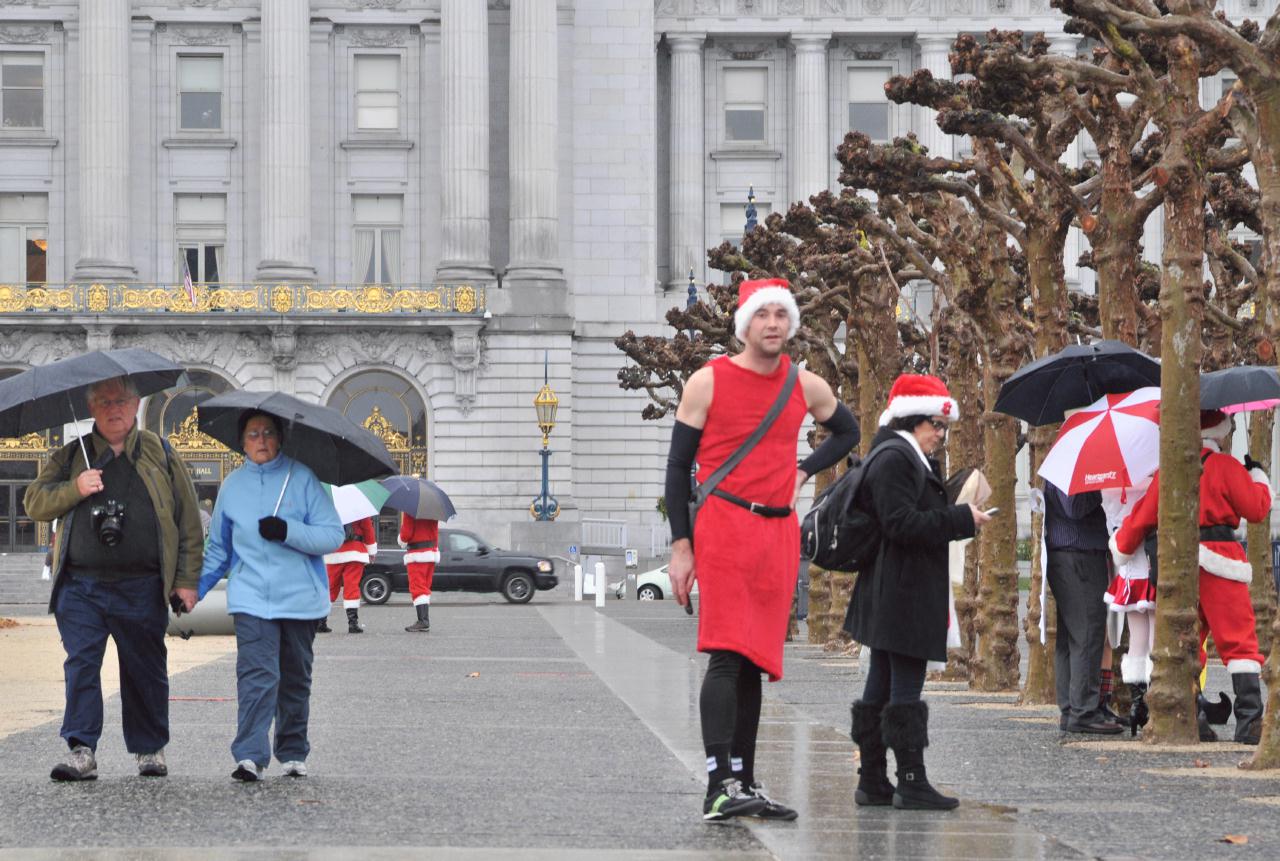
[[244, 429, 278, 441], [91, 397, 135, 410], [928, 419, 949, 433]]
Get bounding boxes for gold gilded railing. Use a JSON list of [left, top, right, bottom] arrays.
[[0, 283, 486, 316]]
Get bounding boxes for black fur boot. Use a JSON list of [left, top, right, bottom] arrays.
[[851, 701, 894, 806], [881, 701, 958, 811], [1127, 683, 1148, 737], [316, 617, 332, 634], [346, 607, 364, 634], [1232, 673, 1263, 745]]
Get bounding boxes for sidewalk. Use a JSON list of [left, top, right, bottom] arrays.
[[0, 591, 1277, 858]]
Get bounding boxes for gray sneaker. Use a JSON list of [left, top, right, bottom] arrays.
[[232, 759, 264, 782], [136, 749, 168, 777], [280, 760, 308, 777], [51, 745, 97, 782]]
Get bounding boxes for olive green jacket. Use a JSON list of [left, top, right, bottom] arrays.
[[25, 424, 204, 612]]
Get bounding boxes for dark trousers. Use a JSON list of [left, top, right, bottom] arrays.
[[861, 648, 927, 705], [1046, 549, 1109, 722], [54, 574, 169, 753], [232, 614, 318, 767]]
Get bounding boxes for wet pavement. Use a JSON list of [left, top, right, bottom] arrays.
[[1, 589, 1278, 858]]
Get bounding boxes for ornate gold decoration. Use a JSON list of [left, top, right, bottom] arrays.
[[0, 432, 46, 450], [270, 285, 294, 314], [363, 406, 410, 451], [410, 451, 428, 476], [87, 283, 110, 313], [167, 409, 230, 451], [454, 285, 478, 314], [0, 284, 77, 313], [119, 286, 263, 313]]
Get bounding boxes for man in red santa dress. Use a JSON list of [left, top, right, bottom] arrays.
[[399, 514, 439, 632], [1110, 409, 1271, 743], [322, 516, 377, 634]]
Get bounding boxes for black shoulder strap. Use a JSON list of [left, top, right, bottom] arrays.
[[855, 436, 925, 501], [695, 362, 800, 505]]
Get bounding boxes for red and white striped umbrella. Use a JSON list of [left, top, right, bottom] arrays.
[[1038, 387, 1161, 494]]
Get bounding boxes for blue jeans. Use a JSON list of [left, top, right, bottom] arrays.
[[54, 574, 169, 753], [231, 614, 317, 768]]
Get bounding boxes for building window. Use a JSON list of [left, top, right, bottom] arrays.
[[723, 67, 767, 143], [352, 195, 402, 284], [354, 55, 400, 131], [178, 55, 223, 131], [1, 53, 43, 129], [0, 193, 48, 284], [175, 194, 226, 284], [848, 67, 892, 141], [719, 200, 772, 244]]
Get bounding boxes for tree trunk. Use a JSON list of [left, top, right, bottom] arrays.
[[1093, 125, 1142, 346]]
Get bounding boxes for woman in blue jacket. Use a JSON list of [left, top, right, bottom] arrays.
[[197, 410, 344, 782]]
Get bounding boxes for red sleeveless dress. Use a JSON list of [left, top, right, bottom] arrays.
[[694, 355, 808, 681]]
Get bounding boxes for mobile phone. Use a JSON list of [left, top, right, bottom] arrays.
[[983, 507, 1000, 517]]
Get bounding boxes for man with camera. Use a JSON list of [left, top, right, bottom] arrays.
[[25, 377, 204, 781]]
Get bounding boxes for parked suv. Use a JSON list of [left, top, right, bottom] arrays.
[[360, 528, 558, 605]]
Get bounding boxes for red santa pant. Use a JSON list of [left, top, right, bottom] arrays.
[[1198, 570, 1265, 672], [327, 562, 363, 603], [407, 562, 435, 604]]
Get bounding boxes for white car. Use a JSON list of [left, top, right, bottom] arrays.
[[614, 563, 699, 601]]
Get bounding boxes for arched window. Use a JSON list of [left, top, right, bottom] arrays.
[[143, 369, 237, 504]]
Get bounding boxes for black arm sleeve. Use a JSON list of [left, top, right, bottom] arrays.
[[665, 420, 703, 543], [798, 402, 860, 478]]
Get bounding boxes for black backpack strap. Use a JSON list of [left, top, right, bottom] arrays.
[[855, 437, 925, 509], [694, 362, 800, 507]]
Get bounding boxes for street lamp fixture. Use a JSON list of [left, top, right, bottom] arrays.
[[531, 352, 560, 521]]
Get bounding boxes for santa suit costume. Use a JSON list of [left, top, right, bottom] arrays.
[[1111, 410, 1271, 743], [324, 516, 376, 634], [400, 514, 439, 632], [1100, 477, 1156, 734]]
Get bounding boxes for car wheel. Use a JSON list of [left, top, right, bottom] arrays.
[[502, 572, 535, 604], [361, 573, 391, 605], [637, 584, 662, 601]]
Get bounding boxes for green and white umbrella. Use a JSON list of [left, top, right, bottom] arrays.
[[322, 479, 391, 525]]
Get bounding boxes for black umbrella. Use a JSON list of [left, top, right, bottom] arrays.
[[196, 391, 396, 486], [0, 348, 185, 467], [994, 340, 1161, 426], [1199, 365, 1280, 412]]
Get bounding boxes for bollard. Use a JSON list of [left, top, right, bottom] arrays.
[[573, 564, 583, 601], [594, 562, 606, 608]]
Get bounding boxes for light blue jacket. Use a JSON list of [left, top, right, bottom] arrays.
[[197, 453, 344, 620]]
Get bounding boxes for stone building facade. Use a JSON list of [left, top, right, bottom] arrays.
[[0, 0, 1267, 554]]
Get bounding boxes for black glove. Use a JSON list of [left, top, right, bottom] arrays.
[[1244, 453, 1264, 473], [258, 516, 288, 542]]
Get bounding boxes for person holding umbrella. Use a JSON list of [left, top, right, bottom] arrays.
[[24, 375, 204, 781], [380, 475, 457, 633], [196, 410, 344, 781]]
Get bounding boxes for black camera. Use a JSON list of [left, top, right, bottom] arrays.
[[90, 500, 126, 547]]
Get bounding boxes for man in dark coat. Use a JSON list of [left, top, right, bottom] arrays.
[[844, 374, 987, 811]]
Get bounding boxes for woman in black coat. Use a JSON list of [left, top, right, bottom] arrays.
[[843, 374, 987, 811]]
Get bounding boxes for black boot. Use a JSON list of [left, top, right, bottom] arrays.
[[316, 617, 332, 634], [1127, 683, 1149, 737], [405, 603, 430, 633], [346, 607, 363, 634], [1232, 673, 1264, 745], [851, 701, 894, 806], [1198, 700, 1218, 742], [882, 701, 958, 811]]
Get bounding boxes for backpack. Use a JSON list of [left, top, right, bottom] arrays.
[[800, 438, 918, 573]]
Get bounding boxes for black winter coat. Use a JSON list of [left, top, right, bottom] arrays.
[[842, 427, 977, 662]]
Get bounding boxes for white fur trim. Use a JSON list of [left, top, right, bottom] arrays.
[[404, 549, 440, 564], [367, 543, 378, 557], [1109, 532, 1136, 566], [342, 599, 360, 609], [413, 594, 431, 606], [1120, 653, 1152, 684], [733, 286, 800, 340], [324, 550, 370, 565], [1198, 545, 1253, 583], [397, 537, 408, 550], [1227, 659, 1262, 674], [1201, 416, 1232, 442], [1248, 466, 1272, 502], [877, 394, 960, 427]]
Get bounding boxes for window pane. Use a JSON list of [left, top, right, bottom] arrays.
[[725, 109, 765, 141], [356, 91, 398, 129], [723, 67, 766, 102], [848, 67, 890, 99], [180, 92, 221, 129], [203, 246, 220, 284], [179, 56, 222, 91], [353, 195, 403, 223], [2, 63, 42, 88], [183, 247, 199, 281], [25, 227, 46, 283], [849, 103, 889, 140], [2, 89, 42, 128], [175, 194, 227, 223], [356, 55, 399, 90], [0, 226, 21, 282]]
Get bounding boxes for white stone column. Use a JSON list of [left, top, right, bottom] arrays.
[[73, 0, 135, 281], [437, 0, 494, 282], [667, 33, 705, 291], [507, 0, 563, 285], [916, 34, 954, 160], [256, 0, 315, 281], [791, 34, 830, 203]]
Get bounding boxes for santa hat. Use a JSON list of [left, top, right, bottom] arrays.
[[878, 374, 959, 427], [734, 278, 800, 341], [1200, 409, 1232, 442]]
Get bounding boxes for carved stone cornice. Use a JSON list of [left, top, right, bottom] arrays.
[[842, 40, 901, 61], [0, 24, 51, 44], [349, 0, 405, 8], [714, 39, 781, 60], [115, 329, 268, 369], [171, 25, 231, 47], [271, 325, 297, 372], [0, 330, 83, 366], [299, 331, 443, 367], [448, 324, 484, 416], [346, 26, 408, 47]]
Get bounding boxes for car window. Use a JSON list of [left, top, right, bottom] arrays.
[[449, 532, 481, 553]]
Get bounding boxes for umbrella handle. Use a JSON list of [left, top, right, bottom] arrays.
[[67, 393, 91, 470], [273, 464, 293, 517]]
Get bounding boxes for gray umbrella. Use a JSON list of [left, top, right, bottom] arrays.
[[379, 475, 457, 521], [1199, 365, 1280, 412]]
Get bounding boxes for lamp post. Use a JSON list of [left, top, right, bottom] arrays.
[[745, 184, 758, 232], [531, 351, 560, 521]]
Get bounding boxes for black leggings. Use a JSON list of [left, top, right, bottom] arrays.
[[700, 650, 763, 781], [860, 648, 927, 705]]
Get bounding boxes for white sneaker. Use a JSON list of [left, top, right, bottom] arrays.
[[136, 749, 168, 777], [231, 759, 264, 782], [280, 760, 308, 777]]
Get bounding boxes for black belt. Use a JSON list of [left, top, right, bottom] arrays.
[[1200, 525, 1237, 542], [408, 541, 438, 550], [711, 488, 792, 518]]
